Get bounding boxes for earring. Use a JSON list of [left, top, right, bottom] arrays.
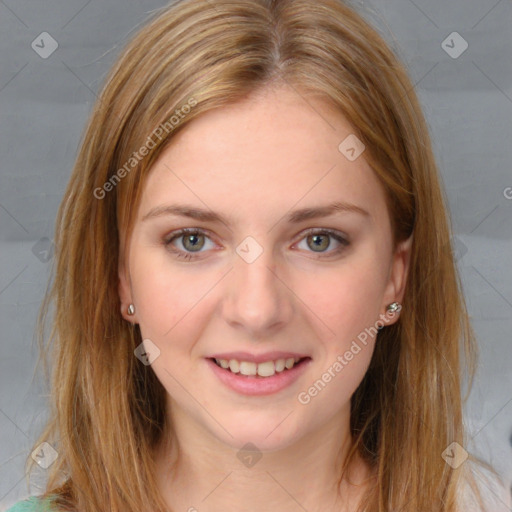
[[127, 304, 135, 315], [386, 301, 401, 313]]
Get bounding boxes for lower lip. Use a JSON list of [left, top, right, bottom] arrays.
[[206, 357, 312, 396]]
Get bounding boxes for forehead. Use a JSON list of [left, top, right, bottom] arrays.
[[138, 85, 389, 228]]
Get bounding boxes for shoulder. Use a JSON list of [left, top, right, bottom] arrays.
[[3, 496, 55, 512]]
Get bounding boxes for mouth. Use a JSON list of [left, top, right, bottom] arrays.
[[209, 356, 311, 377], [206, 356, 312, 396]]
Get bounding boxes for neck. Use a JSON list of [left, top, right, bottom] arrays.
[[154, 401, 372, 512]]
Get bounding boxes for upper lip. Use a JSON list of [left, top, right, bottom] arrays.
[[208, 351, 310, 364]]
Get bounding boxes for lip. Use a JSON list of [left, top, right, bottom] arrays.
[[206, 356, 312, 396], [208, 351, 310, 364]]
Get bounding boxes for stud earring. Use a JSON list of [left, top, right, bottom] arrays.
[[127, 304, 135, 316], [386, 301, 401, 314]]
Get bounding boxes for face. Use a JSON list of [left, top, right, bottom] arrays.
[[119, 84, 412, 452]]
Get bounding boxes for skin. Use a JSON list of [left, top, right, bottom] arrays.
[[119, 83, 412, 512]]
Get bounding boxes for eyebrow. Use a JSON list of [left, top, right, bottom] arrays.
[[142, 201, 370, 225]]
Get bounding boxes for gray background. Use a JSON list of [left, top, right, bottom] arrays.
[[0, 0, 511, 510]]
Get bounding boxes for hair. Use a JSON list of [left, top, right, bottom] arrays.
[[25, 0, 493, 511]]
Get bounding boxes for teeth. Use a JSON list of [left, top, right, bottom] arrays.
[[285, 357, 295, 369], [214, 357, 303, 377], [239, 361, 257, 376], [275, 359, 286, 372], [257, 361, 275, 377]]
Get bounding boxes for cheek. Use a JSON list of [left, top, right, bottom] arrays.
[[129, 247, 211, 343], [295, 263, 382, 413], [299, 252, 388, 348]]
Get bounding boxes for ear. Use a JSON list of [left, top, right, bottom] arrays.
[[381, 234, 413, 325], [118, 257, 136, 323]]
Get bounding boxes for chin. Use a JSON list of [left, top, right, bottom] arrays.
[[208, 412, 306, 453]]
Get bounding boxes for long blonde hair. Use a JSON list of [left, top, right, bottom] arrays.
[[28, 0, 487, 510]]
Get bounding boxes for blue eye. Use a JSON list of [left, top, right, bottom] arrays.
[[297, 228, 350, 257], [163, 228, 214, 261], [163, 228, 350, 261]]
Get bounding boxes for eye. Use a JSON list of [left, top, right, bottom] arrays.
[[293, 228, 350, 258], [163, 228, 216, 261], [163, 227, 350, 261]]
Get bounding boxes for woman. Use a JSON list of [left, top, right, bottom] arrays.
[[6, 0, 500, 510]]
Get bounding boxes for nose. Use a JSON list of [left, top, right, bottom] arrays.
[[221, 241, 294, 337]]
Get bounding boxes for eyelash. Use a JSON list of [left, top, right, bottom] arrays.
[[163, 227, 350, 261]]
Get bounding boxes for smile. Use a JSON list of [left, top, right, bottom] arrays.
[[206, 356, 312, 396], [213, 357, 303, 377]]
